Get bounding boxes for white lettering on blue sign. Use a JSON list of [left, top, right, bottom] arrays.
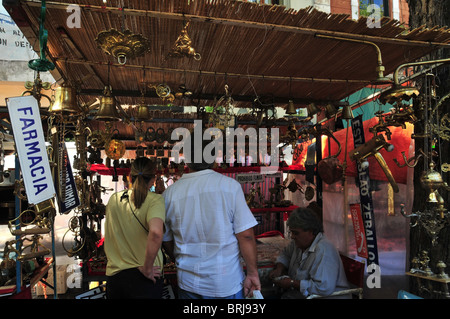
[[17, 106, 48, 196], [7, 96, 55, 204]]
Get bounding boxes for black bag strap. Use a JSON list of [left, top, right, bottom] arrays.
[[120, 190, 149, 233]]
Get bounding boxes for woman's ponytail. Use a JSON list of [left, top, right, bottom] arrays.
[[130, 157, 156, 208]]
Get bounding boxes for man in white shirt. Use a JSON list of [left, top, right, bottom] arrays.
[[162, 133, 261, 299], [269, 207, 349, 298]]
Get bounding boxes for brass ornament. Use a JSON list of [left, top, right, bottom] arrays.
[[167, 21, 201, 60], [401, 204, 449, 247], [135, 128, 146, 144], [148, 83, 175, 103], [210, 85, 235, 129], [95, 28, 150, 65], [380, 57, 450, 104], [379, 86, 420, 105], [431, 93, 450, 141], [105, 139, 125, 160], [442, 163, 450, 172], [88, 130, 106, 148], [400, 162, 450, 246], [21, 72, 52, 107], [155, 84, 171, 99], [420, 162, 448, 205]]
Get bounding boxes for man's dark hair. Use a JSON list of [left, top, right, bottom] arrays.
[[287, 207, 324, 235], [186, 130, 215, 171]]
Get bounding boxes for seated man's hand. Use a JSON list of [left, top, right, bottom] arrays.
[[272, 276, 293, 290]]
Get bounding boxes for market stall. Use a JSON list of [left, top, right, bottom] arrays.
[[1, 0, 450, 299]]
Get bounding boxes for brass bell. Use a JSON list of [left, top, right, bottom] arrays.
[[135, 103, 150, 121], [341, 102, 354, 120], [49, 83, 80, 114], [285, 100, 297, 115], [94, 87, 120, 121], [306, 103, 320, 118], [324, 103, 337, 119]]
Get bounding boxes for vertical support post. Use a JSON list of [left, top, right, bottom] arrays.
[[14, 155, 21, 292]]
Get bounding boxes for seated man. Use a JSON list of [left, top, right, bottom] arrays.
[[269, 207, 349, 299]]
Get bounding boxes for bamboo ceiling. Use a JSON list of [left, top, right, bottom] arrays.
[[6, 0, 450, 111]]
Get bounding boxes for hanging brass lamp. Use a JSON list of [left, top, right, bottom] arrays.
[[420, 162, 447, 205], [95, 28, 150, 65], [94, 86, 120, 121], [48, 83, 81, 115]]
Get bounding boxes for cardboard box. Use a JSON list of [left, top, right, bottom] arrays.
[[35, 265, 68, 296]]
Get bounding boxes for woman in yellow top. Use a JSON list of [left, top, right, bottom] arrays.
[[104, 157, 166, 299]]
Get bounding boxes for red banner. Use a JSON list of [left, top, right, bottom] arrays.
[[350, 203, 368, 259], [290, 118, 413, 184]]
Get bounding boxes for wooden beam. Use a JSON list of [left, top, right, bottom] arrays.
[[54, 57, 371, 85]]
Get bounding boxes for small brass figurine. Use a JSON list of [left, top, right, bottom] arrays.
[[167, 21, 201, 60]]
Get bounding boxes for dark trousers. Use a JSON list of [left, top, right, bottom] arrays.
[[106, 268, 163, 299]]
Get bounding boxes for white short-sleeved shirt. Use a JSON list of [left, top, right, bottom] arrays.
[[163, 169, 257, 297]]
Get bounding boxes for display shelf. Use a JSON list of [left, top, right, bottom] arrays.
[[89, 163, 306, 176], [250, 205, 298, 214], [89, 164, 131, 176]]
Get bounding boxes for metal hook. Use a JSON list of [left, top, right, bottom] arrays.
[[399, 204, 419, 227], [393, 150, 423, 168]]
